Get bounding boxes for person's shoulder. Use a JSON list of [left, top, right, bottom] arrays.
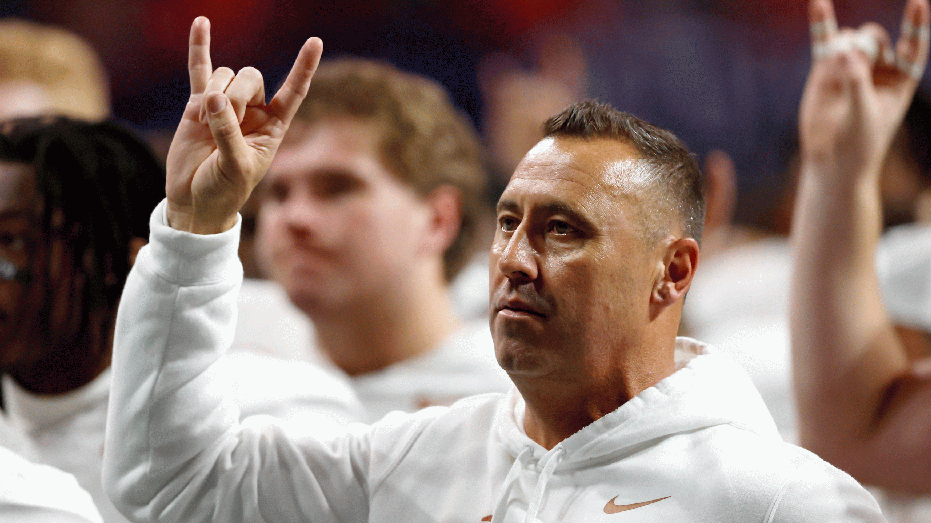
[[395, 320, 510, 399], [693, 426, 883, 520], [357, 392, 506, 454], [0, 446, 103, 523], [362, 392, 507, 467], [370, 391, 506, 435], [766, 443, 885, 521], [217, 351, 364, 424]]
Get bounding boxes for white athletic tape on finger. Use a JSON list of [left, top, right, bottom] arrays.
[[818, 32, 879, 63], [883, 47, 897, 67], [897, 55, 926, 79], [810, 19, 838, 41], [901, 21, 931, 42], [812, 43, 828, 60]]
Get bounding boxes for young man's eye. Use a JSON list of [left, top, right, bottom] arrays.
[[266, 182, 289, 203], [316, 173, 365, 199], [0, 233, 25, 252]]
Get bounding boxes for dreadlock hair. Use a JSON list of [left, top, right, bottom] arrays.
[[0, 116, 164, 361]]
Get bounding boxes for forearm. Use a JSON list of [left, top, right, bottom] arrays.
[[789, 163, 909, 467], [103, 199, 244, 520], [103, 201, 371, 522]]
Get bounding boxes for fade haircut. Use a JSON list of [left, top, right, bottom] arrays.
[[289, 58, 487, 281], [543, 101, 704, 244], [0, 116, 164, 361]]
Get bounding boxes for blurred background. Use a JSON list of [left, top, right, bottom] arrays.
[[1, 0, 925, 225]]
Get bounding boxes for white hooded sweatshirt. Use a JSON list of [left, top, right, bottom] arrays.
[[103, 201, 885, 523]]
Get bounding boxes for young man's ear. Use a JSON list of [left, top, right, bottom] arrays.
[[650, 236, 699, 310], [421, 185, 463, 255]]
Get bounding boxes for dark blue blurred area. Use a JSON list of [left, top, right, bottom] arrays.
[[2, 0, 923, 224], [0, 0, 26, 17]]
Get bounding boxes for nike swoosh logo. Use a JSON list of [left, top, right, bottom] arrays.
[[603, 495, 670, 514], [481, 516, 492, 521]]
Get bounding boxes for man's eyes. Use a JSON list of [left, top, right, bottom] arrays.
[[547, 220, 576, 236], [499, 215, 519, 232], [497, 216, 578, 237]]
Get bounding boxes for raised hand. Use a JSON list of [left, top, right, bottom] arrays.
[[799, 0, 929, 180], [790, 0, 931, 488], [165, 17, 323, 234]]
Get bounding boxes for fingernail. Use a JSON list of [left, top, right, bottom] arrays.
[[207, 94, 227, 114]]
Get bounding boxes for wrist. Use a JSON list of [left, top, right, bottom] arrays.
[[166, 202, 238, 235], [799, 153, 882, 188]]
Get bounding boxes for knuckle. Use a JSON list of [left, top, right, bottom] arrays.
[[215, 66, 235, 78], [210, 118, 238, 138], [239, 66, 262, 80]]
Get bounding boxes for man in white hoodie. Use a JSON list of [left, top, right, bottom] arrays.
[[103, 16, 886, 522]]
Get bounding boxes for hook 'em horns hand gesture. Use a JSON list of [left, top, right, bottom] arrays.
[[799, 0, 929, 182], [165, 17, 323, 234]]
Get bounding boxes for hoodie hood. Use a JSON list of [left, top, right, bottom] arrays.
[[494, 337, 780, 466]]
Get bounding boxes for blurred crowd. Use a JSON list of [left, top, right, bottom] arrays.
[[2, 0, 931, 522]]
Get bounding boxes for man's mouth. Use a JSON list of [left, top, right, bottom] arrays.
[[495, 297, 547, 318]]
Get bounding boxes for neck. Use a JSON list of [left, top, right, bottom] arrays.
[[10, 311, 112, 395], [312, 275, 460, 377], [516, 334, 677, 450]]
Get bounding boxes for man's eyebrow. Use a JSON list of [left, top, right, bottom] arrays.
[[496, 199, 520, 215], [537, 201, 596, 230]]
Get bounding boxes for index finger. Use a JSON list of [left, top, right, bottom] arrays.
[[810, 0, 839, 58], [188, 17, 213, 95], [267, 37, 323, 126]]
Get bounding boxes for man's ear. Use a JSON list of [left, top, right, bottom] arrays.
[[650, 237, 700, 310], [421, 185, 463, 255], [128, 237, 147, 267]]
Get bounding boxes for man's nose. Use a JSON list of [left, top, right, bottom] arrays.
[[496, 229, 538, 284], [282, 192, 326, 233]]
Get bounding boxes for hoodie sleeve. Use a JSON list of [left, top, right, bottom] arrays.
[[767, 449, 886, 523], [101, 200, 372, 523]]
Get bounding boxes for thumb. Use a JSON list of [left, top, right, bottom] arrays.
[[205, 91, 250, 178]]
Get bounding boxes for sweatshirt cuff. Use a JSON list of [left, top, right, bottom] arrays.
[[144, 199, 243, 285]]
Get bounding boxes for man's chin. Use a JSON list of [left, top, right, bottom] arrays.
[[494, 340, 554, 379], [286, 288, 354, 318]]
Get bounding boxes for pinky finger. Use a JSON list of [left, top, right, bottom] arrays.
[[896, 0, 931, 80]]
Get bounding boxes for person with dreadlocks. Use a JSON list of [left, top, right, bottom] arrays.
[[0, 116, 363, 523]]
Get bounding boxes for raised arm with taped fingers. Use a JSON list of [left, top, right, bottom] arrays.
[[791, 0, 931, 492], [165, 17, 322, 234]]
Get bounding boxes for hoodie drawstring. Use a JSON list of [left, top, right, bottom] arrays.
[[523, 445, 565, 523], [491, 445, 533, 523]]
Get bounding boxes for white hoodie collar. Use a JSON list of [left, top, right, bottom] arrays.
[[495, 338, 779, 466]]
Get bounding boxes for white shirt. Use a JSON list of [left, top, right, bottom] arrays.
[[102, 200, 885, 523], [0, 418, 102, 523], [2, 354, 361, 523]]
